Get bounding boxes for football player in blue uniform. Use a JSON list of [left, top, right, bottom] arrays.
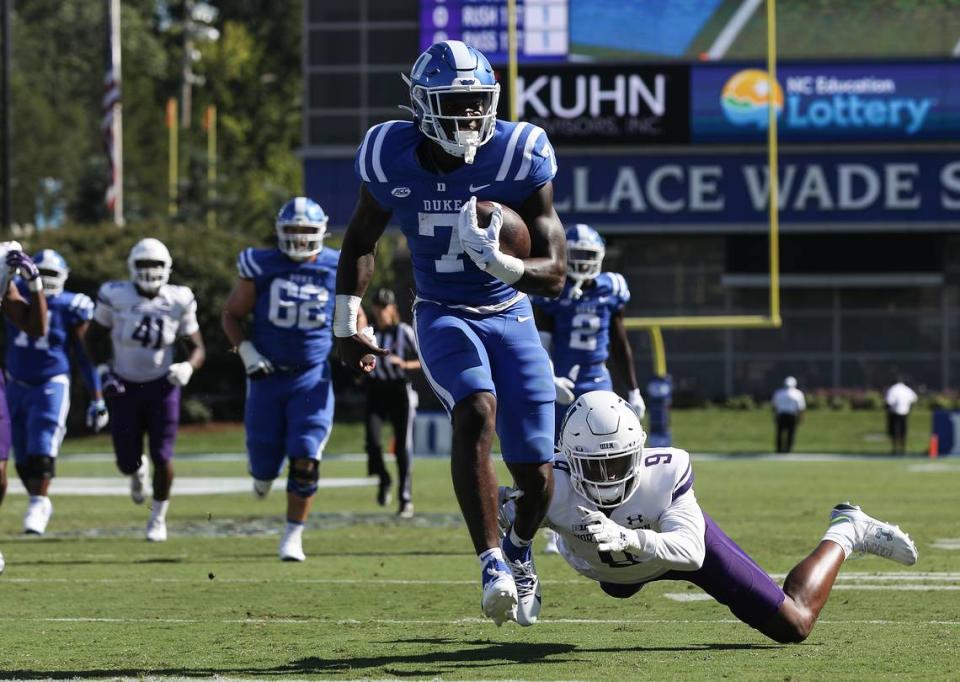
[[0, 243, 48, 547], [533, 224, 645, 443], [4, 250, 106, 535], [223, 197, 339, 562], [334, 40, 566, 626]]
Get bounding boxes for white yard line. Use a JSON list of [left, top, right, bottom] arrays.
[[704, 0, 764, 60], [4, 476, 374, 496]]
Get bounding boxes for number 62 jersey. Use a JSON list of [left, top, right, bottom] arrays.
[[94, 280, 199, 382], [236, 246, 339, 368]]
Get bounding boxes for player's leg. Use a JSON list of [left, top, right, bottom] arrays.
[[389, 382, 415, 517], [364, 388, 390, 506], [413, 302, 517, 624], [106, 379, 149, 505], [280, 364, 334, 561], [20, 376, 69, 534], [785, 414, 797, 453], [0, 373, 11, 508], [488, 299, 557, 626], [143, 379, 181, 542], [245, 375, 288, 499]]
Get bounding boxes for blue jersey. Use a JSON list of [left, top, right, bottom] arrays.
[[356, 119, 557, 310], [5, 286, 94, 384], [533, 272, 631, 379], [237, 247, 339, 368]]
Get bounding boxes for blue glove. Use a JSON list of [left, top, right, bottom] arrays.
[[6, 250, 39, 281], [86, 399, 109, 432]]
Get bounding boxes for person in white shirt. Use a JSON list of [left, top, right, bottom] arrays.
[[885, 380, 918, 455], [772, 376, 806, 453], [85, 238, 205, 542], [498, 390, 918, 642]]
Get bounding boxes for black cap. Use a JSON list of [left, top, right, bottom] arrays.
[[373, 288, 395, 307]]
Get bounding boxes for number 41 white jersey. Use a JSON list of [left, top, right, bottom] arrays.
[[94, 280, 199, 382], [546, 447, 705, 585]]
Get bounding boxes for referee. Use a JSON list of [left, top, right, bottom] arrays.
[[365, 288, 420, 518]]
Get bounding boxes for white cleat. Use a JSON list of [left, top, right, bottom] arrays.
[[0, 550, 5, 574], [130, 459, 149, 505], [504, 552, 541, 626], [480, 561, 518, 626], [23, 497, 52, 536], [252, 478, 273, 499], [543, 528, 561, 555], [279, 530, 306, 562], [830, 502, 918, 566], [146, 517, 167, 542]]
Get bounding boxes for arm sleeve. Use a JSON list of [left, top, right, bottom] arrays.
[[93, 284, 114, 327], [178, 293, 200, 336], [635, 491, 706, 571]]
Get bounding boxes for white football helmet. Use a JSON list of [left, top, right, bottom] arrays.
[[0, 240, 23, 295], [566, 224, 605, 288], [34, 249, 69, 296], [559, 390, 647, 508], [276, 197, 328, 261], [128, 238, 172, 294]]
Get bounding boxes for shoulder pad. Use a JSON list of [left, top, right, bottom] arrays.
[[356, 120, 409, 184], [604, 272, 631, 304], [493, 123, 556, 184], [237, 247, 265, 279]]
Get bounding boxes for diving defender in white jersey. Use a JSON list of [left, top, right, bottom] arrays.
[[500, 391, 918, 643], [334, 41, 566, 626]]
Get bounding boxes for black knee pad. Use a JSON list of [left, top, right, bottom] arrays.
[[286, 458, 320, 498], [18, 456, 56, 480]]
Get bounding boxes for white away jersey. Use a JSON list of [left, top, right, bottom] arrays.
[[94, 281, 199, 382], [546, 447, 705, 585]]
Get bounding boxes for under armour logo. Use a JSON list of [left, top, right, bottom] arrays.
[[625, 514, 645, 527]]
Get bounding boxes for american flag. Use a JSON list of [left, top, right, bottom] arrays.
[[102, 0, 123, 225]]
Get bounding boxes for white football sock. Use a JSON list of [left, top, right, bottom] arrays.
[[478, 547, 506, 567], [284, 520, 304, 537], [151, 499, 170, 522], [821, 524, 855, 559]]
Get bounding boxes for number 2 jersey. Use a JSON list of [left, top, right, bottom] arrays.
[[5, 286, 94, 384], [93, 281, 199, 382], [533, 272, 631, 380], [356, 119, 557, 311], [546, 447, 704, 585], [236, 246, 338, 368]]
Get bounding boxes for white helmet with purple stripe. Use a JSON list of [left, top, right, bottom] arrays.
[[401, 40, 500, 164]]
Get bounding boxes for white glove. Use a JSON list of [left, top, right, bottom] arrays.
[[554, 364, 580, 405], [86, 399, 109, 432], [238, 340, 274, 378], [496, 486, 522, 537], [628, 388, 646, 419], [167, 361, 194, 387], [458, 196, 501, 269], [576, 506, 643, 554]]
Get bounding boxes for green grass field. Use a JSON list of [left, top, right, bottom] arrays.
[[2, 409, 958, 679]]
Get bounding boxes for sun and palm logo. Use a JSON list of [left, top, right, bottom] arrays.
[[721, 69, 784, 128]]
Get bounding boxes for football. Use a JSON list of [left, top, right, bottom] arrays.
[[476, 200, 530, 259]]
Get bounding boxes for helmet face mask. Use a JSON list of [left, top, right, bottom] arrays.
[[275, 197, 328, 261], [128, 238, 172, 294], [33, 249, 69, 296], [560, 391, 646, 508], [565, 224, 605, 289], [403, 40, 500, 164]]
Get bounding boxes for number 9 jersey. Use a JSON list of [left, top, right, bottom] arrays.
[[94, 280, 199, 382], [236, 246, 339, 368]]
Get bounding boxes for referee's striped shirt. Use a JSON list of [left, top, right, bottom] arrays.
[[371, 322, 418, 381]]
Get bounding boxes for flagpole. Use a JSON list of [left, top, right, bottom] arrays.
[[104, 0, 124, 226]]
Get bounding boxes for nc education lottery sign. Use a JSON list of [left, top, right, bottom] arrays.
[[691, 62, 960, 143]]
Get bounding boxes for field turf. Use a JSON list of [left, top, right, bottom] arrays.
[[1, 410, 958, 679]]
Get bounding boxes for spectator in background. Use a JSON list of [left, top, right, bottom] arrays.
[[885, 379, 917, 455], [364, 288, 420, 518], [772, 376, 806, 454]]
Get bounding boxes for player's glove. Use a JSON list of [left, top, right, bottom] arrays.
[[167, 361, 194, 387], [497, 486, 523, 538], [628, 388, 646, 420], [576, 505, 648, 556], [237, 340, 274, 379], [6, 249, 42, 291], [553, 364, 580, 406], [97, 364, 126, 397], [86, 399, 109, 432], [457, 197, 524, 285]]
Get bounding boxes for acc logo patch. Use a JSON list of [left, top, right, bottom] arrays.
[[391, 186, 412, 198]]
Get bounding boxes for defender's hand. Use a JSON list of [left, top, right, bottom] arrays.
[[97, 365, 126, 398], [553, 364, 580, 405], [335, 330, 388, 374], [167, 361, 194, 387], [237, 340, 274, 379], [497, 486, 523, 538], [576, 506, 640, 554], [6, 250, 40, 281], [86, 399, 109, 432], [628, 388, 646, 420]]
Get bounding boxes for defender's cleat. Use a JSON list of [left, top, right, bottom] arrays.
[[502, 539, 542, 626], [279, 528, 306, 562], [146, 517, 167, 542], [480, 559, 518, 626], [398, 501, 414, 519], [130, 459, 149, 505], [23, 497, 52, 536], [543, 528, 561, 555], [830, 502, 918, 566]]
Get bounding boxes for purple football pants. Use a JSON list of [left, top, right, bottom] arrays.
[[0, 373, 10, 462], [106, 376, 180, 474], [600, 512, 787, 631]]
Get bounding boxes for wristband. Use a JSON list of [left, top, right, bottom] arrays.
[[28, 277, 43, 293], [628, 388, 642, 403], [482, 250, 524, 286], [96, 363, 111, 376], [333, 295, 362, 338]]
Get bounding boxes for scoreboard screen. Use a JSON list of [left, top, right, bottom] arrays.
[[419, 0, 569, 63]]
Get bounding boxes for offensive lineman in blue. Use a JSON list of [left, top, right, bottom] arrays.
[[222, 198, 338, 562], [335, 41, 566, 627], [4, 250, 107, 535]]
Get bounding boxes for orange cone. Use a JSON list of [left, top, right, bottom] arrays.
[[929, 434, 939, 458]]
